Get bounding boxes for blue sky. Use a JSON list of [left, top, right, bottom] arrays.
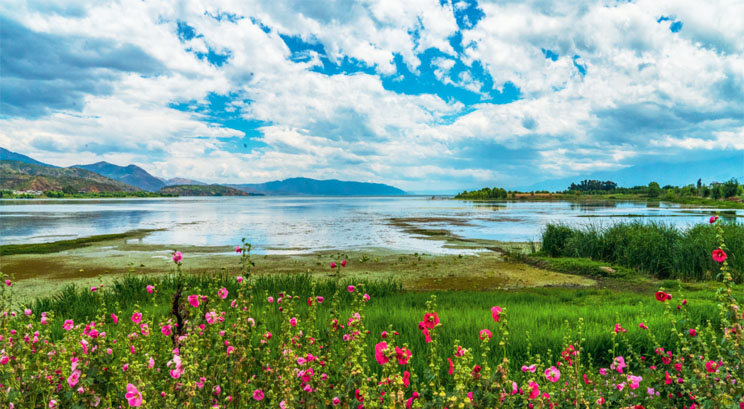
[[0, 0, 743, 192]]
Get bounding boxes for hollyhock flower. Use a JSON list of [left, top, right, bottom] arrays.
[[347, 285, 354, 292], [317, 296, 324, 303], [341, 259, 347, 267], [5, 279, 11, 286], [628, 375, 643, 389], [161, 325, 172, 336], [267, 296, 274, 303], [332, 397, 340, 405], [1, 355, 9, 365], [235, 245, 241, 253], [611, 356, 626, 373], [330, 262, 337, 269], [522, 364, 537, 373], [111, 313, 118, 323], [422, 312, 439, 329], [63, 320, 74, 331], [705, 361, 718, 373], [614, 323, 626, 333], [131, 312, 142, 324], [236, 276, 243, 284], [205, 311, 217, 324], [140, 323, 149, 336], [126, 384, 142, 407], [67, 370, 81, 388], [169, 355, 183, 379], [639, 322, 648, 330], [712, 248, 727, 263], [24, 308, 32, 316], [528, 381, 540, 399], [406, 391, 419, 409], [395, 346, 412, 365], [172, 251, 183, 263], [188, 295, 200, 308], [288, 317, 297, 327], [363, 293, 370, 302], [600, 368, 608, 376], [545, 366, 561, 382], [479, 328, 492, 340], [689, 328, 697, 336], [597, 397, 605, 405], [403, 370, 410, 388], [149, 357, 155, 368], [90, 286, 98, 292], [49, 401, 57, 408], [226, 345, 234, 356], [656, 291, 670, 302], [421, 328, 431, 343], [710, 216, 718, 224], [146, 285, 154, 294], [491, 305, 502, 322], [375, 342, 390, 365], [448, 358, 454, 375]]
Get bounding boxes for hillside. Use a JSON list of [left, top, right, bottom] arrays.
[[0, 160, 140, 193], [74, 162, 165, 191], [157, 184, 262, 196], [164, 177, 206, 186], [0, 147, 55, 167], [230, 177, 405, 196]]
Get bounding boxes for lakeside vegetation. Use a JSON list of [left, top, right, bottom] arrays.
[[0, 230, 159, 257], [1, 219, 742, 408], [0, 189, 176, 199], [455, 178, 744, 209]]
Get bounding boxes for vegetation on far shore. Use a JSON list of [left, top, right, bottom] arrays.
[[0, 230, 159, 256], [455, 178, 744, 209]]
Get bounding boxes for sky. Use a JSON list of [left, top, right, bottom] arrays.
[[1, 0, 743, 192]]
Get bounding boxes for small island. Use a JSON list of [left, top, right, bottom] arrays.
[[156, 184, 264, 196]]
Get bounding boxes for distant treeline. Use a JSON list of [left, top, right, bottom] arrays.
[[0, 190, 176, 199], [566, 178, 743, 199]]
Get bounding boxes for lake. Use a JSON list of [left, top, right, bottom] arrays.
[[1, 196, 740, 254]]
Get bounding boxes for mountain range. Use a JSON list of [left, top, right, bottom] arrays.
[[1, 147, 406, 195]]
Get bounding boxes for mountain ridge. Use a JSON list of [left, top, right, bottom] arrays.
[[229, 177, 405, 196]]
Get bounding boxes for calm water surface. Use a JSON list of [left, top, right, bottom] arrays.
[[1, 197, 739, 254]]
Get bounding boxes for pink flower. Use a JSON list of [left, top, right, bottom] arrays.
[[253, 389, 264, 401], [330, 262, 337, 269], [131, 312, 142, 324], [375, 342, 390, 365], [627, 375, 643, 389], [169, 355, 183, 378], [67, 370, 81, 388], [528, 381, 540, 399], [289, 317, 298, 327], [317, 296, 324, 303], [332, 397, 340, 405], [63, 320, 74, 331], [226, 345, 234, 356], [522, 364, 537, 373], [599, 368, 608, 376], [448, 357, 454, 375], [545, 366, 561, 382], [146, 285, 154, 294], [125, 384, 143, 407], [363, 293, 370, 302], [24, 308, 32, 316], [235, 245, 241, 253], [218, 287, 228, 299], [611, 356, 626, 373], [479, 328, 492, 340], [639, 322, 648, 330], [406, 391, 419, 409], [188, 295, 200, 308], [614, 323, 626, 333], [4, 279, 11, 286], [267, 296, 274, 303], [705, 360, 718, 373], [710, 216, 718, 224], [689, 328, 697, 336], [172, 251, 183, 263], [0, 355, 9, 365], [149, 357, 155, 368], [712, 248, 727, 263], [111, 313, 118, 323], [403, 370, 410, 388], [341, 260, 347, 267], [49, 401, 57, 408], [237, 276, 243, 283], [347, 285, 355, 292], [90, 286, 98, 292], [491, 305, 502, 322], [161, 325, 172, 336], [422, 312, 439, 329], [395, 346, 412, 365], [205, 311, 217, 324]]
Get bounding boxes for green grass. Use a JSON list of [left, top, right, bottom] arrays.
[[0, 229, 158, 256], [26, 272, 724, 376], [541, 221, 744, 281], [530, 256, 633, 278]]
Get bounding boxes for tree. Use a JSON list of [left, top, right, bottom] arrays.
[[62, 185, 77, 195], [647, 182, 661, 198], [697, 178, 702, 189], [722, 178, 739, 198]]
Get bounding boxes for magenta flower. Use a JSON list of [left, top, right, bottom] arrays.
[[205, 311, 217, 324], [689, 328, 697, 336], [146, 285, 154, 294], [491, 305, 502, 322], [235, 245, 241, 253], [479, 328, 492, 340], [332, 397, 340, 405], [545, 366, 561, 382], [172, 251, 183, 263], [363, 293, 370, 302], [639, 322, 648, 330], [611, 356, 626, 373], [289, 317, 298, 327], [347, 285, 355, 292], [330, 262, 337, 269], [67, 370, 81, 388], [4, 279, 11, 286], [131, 312, 142, 324], [111, 313, 118, 323], [161, 325, 172, 336], [169, 355, 183, 378], [317, 296, 324, 303], [341, 260, 347, 267], [140, 323, 150, 336], [395, 346, 412, 365], [237, 276, 243, 283], [90, 286, 98, 292], [188, 295, 200, 308], [522, 364, 537, 373], [218, 287, 228, 299], [253, 389, 264, 401], [63, 320, 74, 331], [712, 248, 727, 263], [709, 216, 718, 224], [705, 360, 718, 373], [226, 345, 234, 356], [125, 384, 143, 407]]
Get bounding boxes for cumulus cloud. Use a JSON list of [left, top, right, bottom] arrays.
[[0, 0, 742, 191]]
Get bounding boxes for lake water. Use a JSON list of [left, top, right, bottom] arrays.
[[1, 197, 740, 254]]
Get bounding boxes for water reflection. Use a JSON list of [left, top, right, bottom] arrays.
[[1, 197, 740, 254]]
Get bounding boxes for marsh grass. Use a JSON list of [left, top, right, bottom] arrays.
[[541, 221, 743, 280]]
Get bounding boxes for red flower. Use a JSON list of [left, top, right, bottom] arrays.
[[655, 291, 670, 302], [709, 216, 718, 224], [422, 312, 439, 329], [712, 248, 727, 263]]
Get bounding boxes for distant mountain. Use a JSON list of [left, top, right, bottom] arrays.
[[0, 147, 55, 167], [158, 184, 261, 196], [229, 177, 405, 196], [164, 177, 206, 186], [74, 162, 165, 191], [516, 153, 744, 192], [0, 160, 140, 192]]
